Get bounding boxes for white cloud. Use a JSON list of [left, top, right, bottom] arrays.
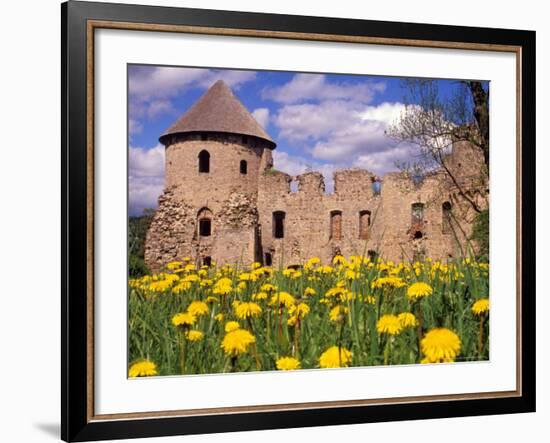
[[273, 101, 416, 175], [353, 144, 418, 174], [263, 73, 385, 104], [129, 119, 142, 136], [146, 99, 176, 120], [251, 108, 270, 128], [129, 145, 165, 215], [129, 67, 257, 122]]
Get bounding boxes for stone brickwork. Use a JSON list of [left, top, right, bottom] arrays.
[[144, 81, 487, 272]]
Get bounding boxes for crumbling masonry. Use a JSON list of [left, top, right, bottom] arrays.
[[145, 80, 487, 272]]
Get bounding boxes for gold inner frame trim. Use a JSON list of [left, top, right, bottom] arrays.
[[86, 19, 523, 423]]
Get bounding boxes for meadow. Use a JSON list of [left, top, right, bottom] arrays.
[[128, 256, 489, 377]]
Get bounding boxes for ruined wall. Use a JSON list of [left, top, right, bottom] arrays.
[[146, 134, 487, 271], [256, 141, 487, 266], [257, 169, 382, 266]]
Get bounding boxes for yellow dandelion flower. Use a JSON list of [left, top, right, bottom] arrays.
[[166, 261, 182, 270], [221, 329, 256, 356], [206, 296, 218, 304], [290, 302, 310, 318], [129, 359, 158, 377], [377, 314, 403, 335], [172, 312, 196, 327], [269, 291, 295, 308], [407, 282, 433, 300], [276, 356, 301, 370], [421, 328, 462, 363], [372, 276, 406, 289], [187, 300, 209, 317], [304, 257, 321, 270], [214, 313, 224, 322], [398, 312, 417, 328], [260, 283, 277, 293], [319, 346, 353, 368], [304, 287, 316, 297], [472, 298, 490, 316], [332, 255, 346, 265], [186, 330, 204, 342], [235, 302, 262, 319], [329, 305, 349, 322], [252, 292, 268, 301], [224, 321, 240, 333]]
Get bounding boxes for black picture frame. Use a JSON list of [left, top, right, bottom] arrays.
[[61, 1, 536, 441]]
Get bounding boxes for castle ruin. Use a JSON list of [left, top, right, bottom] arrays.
[[144, 80, 487, 271]]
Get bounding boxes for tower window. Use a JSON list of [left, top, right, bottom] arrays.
[[359, 210, 371, 240], [197, 207, 213, 237], [264, 252, 273, 267], [198, 150, 210, 173], [240, 160, 248, 174], [411, 203, 424, 224], [330, 210, 342, 241], [199, 219, 211, 237], [203, 256, 212, 267], [442, 201, 452, 234], [273, 211, 285, 239]]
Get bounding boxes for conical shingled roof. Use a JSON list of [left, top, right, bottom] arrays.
[[159, 80, 276, 148]]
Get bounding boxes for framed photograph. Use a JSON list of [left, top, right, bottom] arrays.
[[62, 1, 536, 441]]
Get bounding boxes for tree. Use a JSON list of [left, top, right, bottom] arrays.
[[386, 79, 489, 213]]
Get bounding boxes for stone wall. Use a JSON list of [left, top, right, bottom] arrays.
[[145, 134, 487, 271]]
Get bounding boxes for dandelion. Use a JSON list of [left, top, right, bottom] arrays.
[[172, 312, 196, 328], [372, 276, 406, 289], [319, 346, 353, 368], [225, 321, 240, 333], [377, 315, 403, 335], [214, 313, 224, 322], [421, 328, 461, 363], [332, 255, 346, 265], [276, 357, 301, 370], [290, 302, 310, 318], [187, 300, 209, 317], [407, 282, 433, 300], [221, 329, 256, 356], [269, 291, 295, 308], [186, 330, 204, 342], [472, 298, 490, 316], [252, 292, 268, 301], [129, 360, 158, 377], [260, 283, 277, 293], [304, 287, 316, 297], [329, 305, 348, 322], [398, 312, 417, 328], [235, 302, 262, 319], [472, 298, 489, 357]]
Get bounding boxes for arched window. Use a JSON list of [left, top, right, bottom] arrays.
[[273, 211, 285, 239], [411, 203, 424, 225], [359, 210, 371, 240], [264, 252, 273, 267], [198, 150, 210, 173], [442, 201, 452, 234], [240, 160, 248, 174], [197, 208, 212, 237], [330, 210, 342, 240], [203, 256, 212, 267]]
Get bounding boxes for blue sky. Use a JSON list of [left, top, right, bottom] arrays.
[[128, 65, 482, 216]]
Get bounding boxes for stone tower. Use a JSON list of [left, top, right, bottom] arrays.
[[145, 80, 276, 272]]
